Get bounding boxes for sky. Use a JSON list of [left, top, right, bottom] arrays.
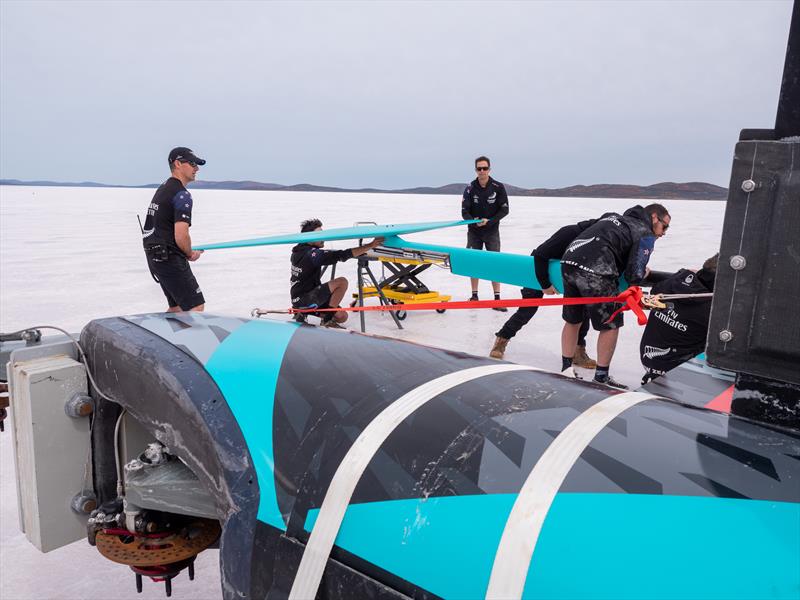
[[0, 1, 793, 189]]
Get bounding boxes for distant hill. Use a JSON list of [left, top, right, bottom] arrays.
[[0, 179, 728, 200]]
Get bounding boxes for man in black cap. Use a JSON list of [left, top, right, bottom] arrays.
[[142, 147, 207, 312]]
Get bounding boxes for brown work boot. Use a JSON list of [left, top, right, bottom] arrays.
[[490, 336, 509, 359], [573, 345, 597, 369]]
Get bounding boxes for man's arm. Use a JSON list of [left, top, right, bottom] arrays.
[[351, 237, 384, 258], [486, 185, 509, 226], [315, 237, 385, 266], [174, 222, 202, 261], [461, 187, 474, 221], [624, 235, 656, 284]]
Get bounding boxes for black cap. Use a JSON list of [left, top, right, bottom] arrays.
[[168, 147, 206, 166]]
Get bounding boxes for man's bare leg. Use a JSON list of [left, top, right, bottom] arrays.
[[470, 277, 479, 298], [595, 328, 619, 368], [561, 321, 582, 359], [168, 303, 205, 312], [328, 278, 349, 322], [491, 281, 500, 294]]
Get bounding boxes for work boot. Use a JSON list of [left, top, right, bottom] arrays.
[[572, 345, 597, 369], [490, 336, 509, 359]]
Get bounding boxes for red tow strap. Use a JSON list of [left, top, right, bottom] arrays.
[[291, 286, 649, 325]]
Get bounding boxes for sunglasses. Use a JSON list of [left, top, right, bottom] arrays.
[[658, 217, 670, 231], [179, 159, 198, 168], [476, 166, 490, 172]]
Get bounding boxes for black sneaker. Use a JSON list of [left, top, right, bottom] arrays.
[[595, 375, 629, 390], [492, 306, 508, 312]]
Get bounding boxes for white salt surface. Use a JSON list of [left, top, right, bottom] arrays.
[[0, 185, 725, 599]]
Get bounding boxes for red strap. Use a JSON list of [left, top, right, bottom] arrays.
[[604, 286, 648, 326], [291, 287, 650, 326]]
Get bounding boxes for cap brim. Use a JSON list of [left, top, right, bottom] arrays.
[[193, 157, 206, 166]]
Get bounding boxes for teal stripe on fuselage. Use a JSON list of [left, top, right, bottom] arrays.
[[205, 318, 299, 530], [304, 493, 800, 599]]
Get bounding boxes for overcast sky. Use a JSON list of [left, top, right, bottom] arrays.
[[0, 1, 793, 188]]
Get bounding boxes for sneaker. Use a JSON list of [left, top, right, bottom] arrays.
[[573, 345, 598, 369], [321, 319, 346, 329], [492, 306, 508, 312], [489, 336, 509, 359], [595, 375, 629, 390]]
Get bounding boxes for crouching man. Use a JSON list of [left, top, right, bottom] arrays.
[[290, 218, 383, 328], [640, 253, 718, 383]]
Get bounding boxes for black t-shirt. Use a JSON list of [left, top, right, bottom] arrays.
[[461, 177, 509, 232], [640, 268, 715, 373], [142, 177, 193, 253], [290, 243, 352, 303]]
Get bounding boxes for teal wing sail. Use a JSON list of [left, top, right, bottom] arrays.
[[383, 236, 630, 293], [194, 219, 479, 251], [382, 236, 562, 291]]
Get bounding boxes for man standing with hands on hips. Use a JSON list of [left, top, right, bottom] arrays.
[[461, 155, 510, 311], [142, 147, 206, 312]]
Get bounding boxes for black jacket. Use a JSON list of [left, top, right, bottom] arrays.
[[561, 205, 656, 283], [532, 219, 598, 288], [640, 268, 715, 373], [461, 177, 509, 232], [290, 243, 352, 302]]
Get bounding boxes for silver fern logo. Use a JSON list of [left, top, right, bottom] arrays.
[[643, 345, 671, 359], [567, 237, 596, 253]]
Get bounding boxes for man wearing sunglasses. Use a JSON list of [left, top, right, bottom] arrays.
[[461, 156, 510, 310], [142, 147, 207, 312], [560, 203, 671, 388]]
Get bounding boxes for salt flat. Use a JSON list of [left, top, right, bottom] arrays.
[[0, 185, 725, 599]]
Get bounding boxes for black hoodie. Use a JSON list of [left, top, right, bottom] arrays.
[[561, 205, 656, 283], [640, 267, 715, 373], [290, 243, 352, 303], [531, 219, 598, 288]]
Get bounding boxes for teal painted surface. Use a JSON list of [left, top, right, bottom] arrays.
[[384, 236, 632, 293], [205, 319, 299, 529], [304, 494, 517, 598], [304, 493, 800, 599], [195, 219, 478, 251], [383, 236, 550, 290]]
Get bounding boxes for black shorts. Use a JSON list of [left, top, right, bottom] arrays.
[[293, 283, 332, 311], [561, 265, 622, 331], [467, 227, 501, 252], [147, 252, 205, 310]]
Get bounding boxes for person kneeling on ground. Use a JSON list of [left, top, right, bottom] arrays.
[[490, 219, 598, 368], [290, 218, 383, 328], [640, 253, 718, 384]]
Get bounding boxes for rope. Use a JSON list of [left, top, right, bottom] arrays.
[[254, 286, 650, 325]]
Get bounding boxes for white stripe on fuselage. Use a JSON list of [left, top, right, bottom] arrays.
[[288, 363, 541, 600], [485, 391, 660, 600]]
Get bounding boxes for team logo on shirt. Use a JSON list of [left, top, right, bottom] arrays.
[[683, 273, 695, 285], [566, 237, 597, 253], [487, 192, 497, 204], [643, 345, 672, 359], [600, 215, 622, 226]]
